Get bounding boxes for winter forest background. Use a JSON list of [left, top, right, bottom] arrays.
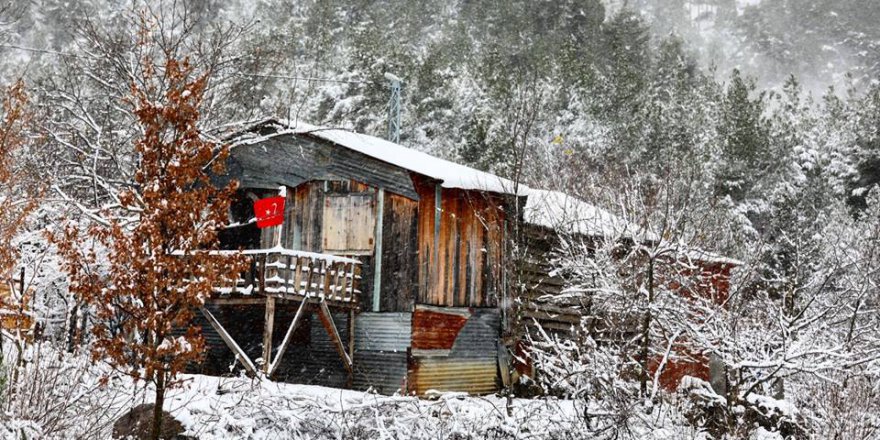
[[1, 0, 879, 439]]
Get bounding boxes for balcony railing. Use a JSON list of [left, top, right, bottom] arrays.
[[212, 246, 361, 305]]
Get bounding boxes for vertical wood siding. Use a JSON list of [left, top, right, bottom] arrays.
[[379, 192, 419, 312], [414, 175, 505, 308]]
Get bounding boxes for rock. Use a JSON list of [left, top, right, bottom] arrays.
[[112, 403, 191, 440]]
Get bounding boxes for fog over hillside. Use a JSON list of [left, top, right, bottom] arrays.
[[635, 0, 880, 94]]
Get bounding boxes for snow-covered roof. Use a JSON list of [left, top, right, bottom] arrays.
[[523, 189, 658, 241], [680, 248, 743, 267], [229, 119, 736, 265], [235, 119, 527, 196]]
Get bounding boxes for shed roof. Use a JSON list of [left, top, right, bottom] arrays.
[[232, 119, 527, 196], [522, 188, 659, 241]]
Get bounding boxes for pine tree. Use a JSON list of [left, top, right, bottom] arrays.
[[715, 69, 770, 201]]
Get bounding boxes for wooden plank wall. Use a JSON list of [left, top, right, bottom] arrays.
[[414, 176, 505, 308], [379, 192, 419, 312], [285, 182, 325, 252], [252, 175, 509, 311], [266, 179, 419, 313]]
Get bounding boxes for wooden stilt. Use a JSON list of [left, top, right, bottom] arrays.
[[348, 308, 356, 363], [199, 307, 258, 377], [347, 308, 356, 387], [316, 301, 352, 374], [262, 296, 276, 373], [267, 299, 309, 377]]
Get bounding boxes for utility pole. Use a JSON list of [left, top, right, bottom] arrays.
[[384, 72, 402, 143]]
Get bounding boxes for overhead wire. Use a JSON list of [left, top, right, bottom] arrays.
[[0, 44, 373, 84]]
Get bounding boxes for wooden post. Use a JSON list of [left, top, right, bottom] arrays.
[[267, 299, 309, 377], [200, 307, 259, 376], [303, 258, 315, 298], [261, 296, 276, 373], [293, 257, 304, 295], [332, 262, 343, 301], [284, 255, 293, 295], [317, 301, 352, 373], [372, 188, 384, 311], [322, 260, 332, 300]]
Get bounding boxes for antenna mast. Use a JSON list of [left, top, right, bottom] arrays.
[[385, 72, 402, 143]]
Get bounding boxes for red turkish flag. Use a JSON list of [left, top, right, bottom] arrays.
[[254, 196, 285, 228]]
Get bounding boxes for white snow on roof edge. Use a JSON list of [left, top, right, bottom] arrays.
[[233, 118, 529, 196], [523, 188, 659, 242]]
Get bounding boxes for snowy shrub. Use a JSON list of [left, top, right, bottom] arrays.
[[0, 341, 137, 439]]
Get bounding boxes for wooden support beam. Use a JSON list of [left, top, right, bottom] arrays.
[[316, 301, 353, 374], [347, 307, 356, 388], [372, 188, 384, 312], [207, 297, 265, 306], [262, 296, 276, 373], [199, 307, 258, 377], [348, 308, 356, 362], [267, 299, 309, 377]]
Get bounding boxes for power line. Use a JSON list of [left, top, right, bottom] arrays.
[[0, 43, 90, 59], [0, 45, 371, 85], [237, 72, 373, 85]]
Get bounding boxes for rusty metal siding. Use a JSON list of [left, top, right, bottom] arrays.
[[355, 312, 412, 351], [353, 312, 411, 394], [410, 306, 501, 395], [411, 358, 498, 395]]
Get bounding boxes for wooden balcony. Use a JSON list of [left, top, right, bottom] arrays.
[[194, 247, 361, 378], [210, 246, 361, 307]]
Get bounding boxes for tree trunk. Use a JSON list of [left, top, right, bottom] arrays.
[[66, 301, 79, 353], [639, 259, 654, 397], [151, 371, 166, 440]]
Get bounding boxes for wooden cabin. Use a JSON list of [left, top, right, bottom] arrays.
[[196, 119, 737, 396], [197, 119, 525, 394]]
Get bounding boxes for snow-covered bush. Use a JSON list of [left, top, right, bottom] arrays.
[[0, 340, 139, 438]]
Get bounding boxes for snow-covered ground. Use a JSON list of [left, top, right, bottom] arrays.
[[158, 374, 710, 440], [0, 342, 714, 440]]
